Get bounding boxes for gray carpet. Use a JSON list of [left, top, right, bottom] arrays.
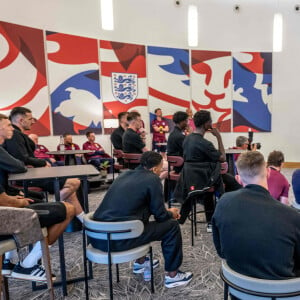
[[5, 169, 297, 299]]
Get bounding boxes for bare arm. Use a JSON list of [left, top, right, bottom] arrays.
[[210, 128, 226, 162], [0, 192, 33, 208]]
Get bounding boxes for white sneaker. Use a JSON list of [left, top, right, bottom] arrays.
[[165, 270, 193, 288], [206, 223, 212, 233]]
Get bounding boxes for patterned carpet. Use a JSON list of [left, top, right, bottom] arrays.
[[5, 169, 296, 299]]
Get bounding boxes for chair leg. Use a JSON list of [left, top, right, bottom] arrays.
[[83, 231, 89, 300], [224, 282, 228, 300], [2, 277, 9, 300], [116, 264, 119, 283], [149, 247, 154, 294], [108, 263, 113, 300], [40, 237, 54, 300], [191, 200, 194, 247], [193, 200, 197, 236]]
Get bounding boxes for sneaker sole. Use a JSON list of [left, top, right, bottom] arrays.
[[165, 276, 193, 288], [1, 270, 12, 276], [10, 272, 56, 282], [133, 261, 160, 274]]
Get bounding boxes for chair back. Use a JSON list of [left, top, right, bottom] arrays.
[[122, 153, 142, 163], [167, 156, 184, 168], [221, 260, 300, 298], [83, 212, 144, 241], [113, 149, 124, 159]]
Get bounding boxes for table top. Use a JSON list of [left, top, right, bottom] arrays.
[[47, 150, 93, 155], [225, 149, 245, 154], [9, 165, 99, 181], [156, 142, 167, 146]]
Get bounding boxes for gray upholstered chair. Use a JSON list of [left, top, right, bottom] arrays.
[[0, 207, 53, 300], [82, 212, 154, 300], [220, 260, 300, 300]]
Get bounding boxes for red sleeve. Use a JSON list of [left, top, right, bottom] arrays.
[[75, 144, 80, 150], [282, 178, 290, 197], [82, 142, 88, 150]]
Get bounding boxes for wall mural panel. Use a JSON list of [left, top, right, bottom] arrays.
[[147, 46, 190, 130], [232, 52, 272, 132], [0, 21, 50, 135], [191, 50, 232, 132], [100, 41, 148, 133], [46, 31, 102, 135]]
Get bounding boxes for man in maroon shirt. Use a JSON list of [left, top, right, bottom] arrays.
[[29, 133, 63, 166], [82, 131, 113, 172], [56, 133, 81, 164], [267, 150, 290, 205], [151, 108, 169, 158]]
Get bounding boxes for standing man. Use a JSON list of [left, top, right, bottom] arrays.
[[212, 151, 300, 281], [110, 112, 128, 150], [92, 151, 193, 288], [151, 108, 168, 158], [3, 107, 85, 223]]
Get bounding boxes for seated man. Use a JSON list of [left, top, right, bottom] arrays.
[[110, 111, 128, 151], [82, 131, 113, 172], [56, 133, 81, 164], [123, 111, 148, 154], [0, 113, 75, 280], [212, 151, 300, 281], [92, 151, 193, 288], [267, 150, 289, 205], [167, 111, 189, 173], [28, 133, 63, 166], [180, 110, 241, 231], [2, 107, 85, 223], [0, 187, 75, 281]]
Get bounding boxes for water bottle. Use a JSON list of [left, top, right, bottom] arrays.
[[143, 260, 151, 282], [59, 135, 65, 151]]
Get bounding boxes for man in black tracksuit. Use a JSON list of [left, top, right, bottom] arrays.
[[92, 151, 193, 288], [213, 151, 300, 285]]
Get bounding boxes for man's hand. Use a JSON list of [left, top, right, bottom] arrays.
[[209, 128, 221, 137], [49, 158, 56, 163], [12, 195, 34, 207], [45, 161, 52, 168], [167, 207, 181, 220]]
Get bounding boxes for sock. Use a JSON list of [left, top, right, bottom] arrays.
[[21, 242, 42, 268], [76, 211, 85, 223], [5, 250, 18, 261]]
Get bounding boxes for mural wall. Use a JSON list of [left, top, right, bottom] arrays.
[[0, 21, 273, 136]]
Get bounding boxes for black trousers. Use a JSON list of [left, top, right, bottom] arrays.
[[90, 219, 183, 272], [178, 192, 215, 225]]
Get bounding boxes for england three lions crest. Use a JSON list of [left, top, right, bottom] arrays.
[[112, 72, 138, 104]]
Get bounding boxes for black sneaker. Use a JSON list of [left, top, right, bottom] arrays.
[[11, 263, 56, 282], [2, 259, 16, 276]]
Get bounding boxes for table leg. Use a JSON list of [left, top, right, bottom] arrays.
[[82, 177, 89, 213], [54, 178, 68, 296]]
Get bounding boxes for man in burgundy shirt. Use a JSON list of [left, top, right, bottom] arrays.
[[151, 108, 169, 158], [29, 133, 63, 166], [82, 131, 113, 172], [56, 133, 81, 164], [267, 150, 290, 205]]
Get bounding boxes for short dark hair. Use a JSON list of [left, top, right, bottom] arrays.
[[86, 131, 94, 138], [236, 151, 265, 184], [118, 112, 128, 121], [236, 136, 249, 147], [9, 107, 32, 122], [267, 150, 285, 167], [63, 133, 71, 138], [194, 110, 211, 128], [0, 114, 8, 121], [154, 108, 161, 114], [172, 111, 188, 124], [127, 112, 140, 122], [140, 151, 162, 169]]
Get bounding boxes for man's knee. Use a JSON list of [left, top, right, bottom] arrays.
[[65, 178, 80, 191]]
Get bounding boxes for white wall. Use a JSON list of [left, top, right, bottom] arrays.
[[1, 0, 300, 160]]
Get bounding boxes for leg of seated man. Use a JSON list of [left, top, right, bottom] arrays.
[[90, 219, 192, 287], [7, 202, 75, 281]]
